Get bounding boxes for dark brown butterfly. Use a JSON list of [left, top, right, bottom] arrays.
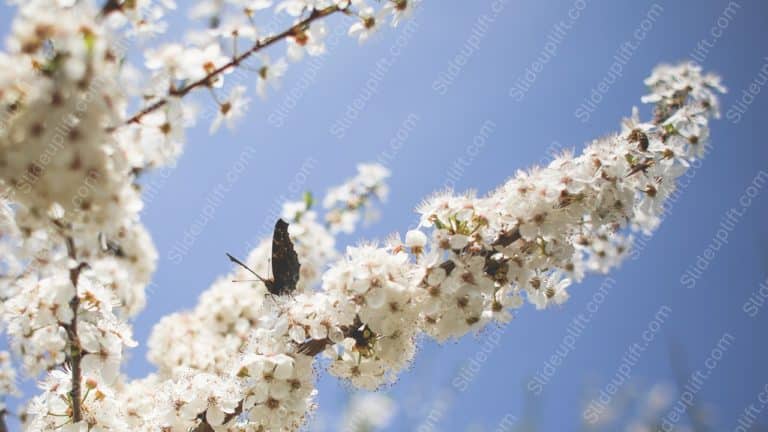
[[226, 218, 301, 296]]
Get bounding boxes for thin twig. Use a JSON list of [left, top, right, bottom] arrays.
[[112, 5, 346, 131], [62, 236, 86, 423]]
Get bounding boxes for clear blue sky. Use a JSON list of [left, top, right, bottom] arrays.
[[2, 1, 767, 430]]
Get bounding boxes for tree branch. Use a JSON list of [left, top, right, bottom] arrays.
[[62, 236, 86, 423], [113, 4, 347, 131]]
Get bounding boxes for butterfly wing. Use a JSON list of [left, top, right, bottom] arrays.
[[270, 218, 301, 295]]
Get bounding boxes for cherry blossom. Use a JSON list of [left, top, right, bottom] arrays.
[[209, 85, 250, 133]]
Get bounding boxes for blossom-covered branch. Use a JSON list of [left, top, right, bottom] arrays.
[[119, 3, 346, 129], [140, 65, 724, 430]]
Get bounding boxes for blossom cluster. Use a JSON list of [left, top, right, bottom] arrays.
[[0, 0, 727, 430], [0, 3, 139, 234]]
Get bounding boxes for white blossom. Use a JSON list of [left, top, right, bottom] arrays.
[[209, 85, 250, 133], [256, 55, 288, 99]]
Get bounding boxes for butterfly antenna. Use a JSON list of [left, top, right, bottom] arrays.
[[226, 253, 267, 283]]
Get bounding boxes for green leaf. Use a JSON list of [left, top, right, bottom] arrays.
[[303, 191, 314, 210]]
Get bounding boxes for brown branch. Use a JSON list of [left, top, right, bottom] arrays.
[[62, 236, 86, 423], [0, 409, 8, 432], [113, 5, 347, 131]]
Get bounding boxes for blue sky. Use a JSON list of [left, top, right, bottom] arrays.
[[2, 0, 768, 430]]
